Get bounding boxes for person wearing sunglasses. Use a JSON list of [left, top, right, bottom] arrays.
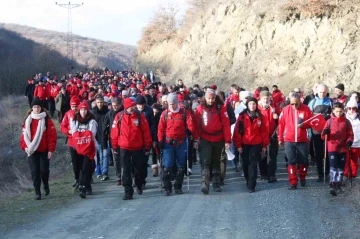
[[278, 92, 313, 190], [345, 99, 360, 182]]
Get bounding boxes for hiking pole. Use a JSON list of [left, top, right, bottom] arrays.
[[186, 137, 190, 193], [160, 148, 164, 193], [323, 135, 327, 187], [347, 147, 353, 189]]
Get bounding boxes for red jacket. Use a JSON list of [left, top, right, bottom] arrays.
[[157, 108, 197, 142], [258, 103, 280, 137], [321, 114, 354, 153], [272, 90, 285, 108], [111, 111, 152, 151], [34, 85, 49, 100], [67, 85, 79, 98], [20, 117, 57, 153], [194, 104, 231, 143], [333, 95, 348, 104], [226, 94, 240, 109], [49, 84, 60, 99], [233, 112, 269, 148], [60, 109, 77, 147], [278, 104, 313, 143]]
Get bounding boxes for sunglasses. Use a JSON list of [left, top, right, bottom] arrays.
[[347, 107, 357, 111], [290, 103, 299, 106]]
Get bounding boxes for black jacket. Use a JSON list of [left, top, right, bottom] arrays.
[[226, 103, 237, 125], [25, 83, 36, 98], [103, 106, 124, 144], [136, 105, 155, 141], [92, 106, 109, 147]]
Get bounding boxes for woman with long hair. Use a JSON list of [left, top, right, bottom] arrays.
[[20, 97, 57, 200]]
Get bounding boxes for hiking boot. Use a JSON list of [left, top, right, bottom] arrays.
[[261, 175, 268, 181], [213, 186, 222, 192], [79, 186, 86, 199], [122, 194, 133, 200], [288, 185, 297, 190], [44, 184, 50, 196], [267, 177, 278, 183], [90, 177, 94, 184], [101, 175, 109, 181], [117, 180, 122, 186], [201, 183, 209, 195], [35, 194, 41, 200], [174, 188, 183, 194], [330, 183, 337, 196], [86, 188, 93, 195], [219, 179, 225, 186], [136, 187, 143, 195], [300, 180, 306, 187], [164, 190, 171, 196]]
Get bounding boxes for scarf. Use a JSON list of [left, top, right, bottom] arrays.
[[23, 112, 46, 156]]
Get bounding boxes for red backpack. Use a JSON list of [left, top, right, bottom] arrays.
[[73, 124, 96, 160]]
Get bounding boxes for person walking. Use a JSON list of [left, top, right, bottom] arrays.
[[20, 97, 57, 200]]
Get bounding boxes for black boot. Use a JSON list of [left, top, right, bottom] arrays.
[[201, 168, 210, 195], [44, 184, 50, 196], [174, 168, 184, 195], [212, 169, 222, 192], [79, 186, 86, 199], [35, 194, 41, 200], [122, 194, 133, 200], [330, 182, 337, 196], [162, 167, 172, 195]]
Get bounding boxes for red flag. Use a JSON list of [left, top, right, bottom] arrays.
[[303, 114, 327, 132]]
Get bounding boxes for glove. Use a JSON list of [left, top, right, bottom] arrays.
[[347, 141, 353, 148], [322, 128, 330, 135], [158, 141, 164, 150]]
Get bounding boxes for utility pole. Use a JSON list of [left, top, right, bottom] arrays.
[[55, 2, 84, 71]]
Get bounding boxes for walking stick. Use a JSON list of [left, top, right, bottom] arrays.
[[186, 137, 190, 193], [346, 147, 353, 188], [323, 135, 327, 187], [160, 148, 164, 193]]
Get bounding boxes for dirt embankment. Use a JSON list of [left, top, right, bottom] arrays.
[[137, 0, 360, 93]]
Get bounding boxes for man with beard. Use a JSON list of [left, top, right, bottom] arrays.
[[333, 83, 348, 104]]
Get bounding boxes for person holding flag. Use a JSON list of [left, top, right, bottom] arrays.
[[321, 102, 354, 196], [278, 92, 313, 190], [307, 84, 333, 182]]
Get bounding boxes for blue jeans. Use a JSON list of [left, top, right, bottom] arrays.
[[231, 142, 239, 168], [95, 141, 109, 176], [163, 140, 187, 169]]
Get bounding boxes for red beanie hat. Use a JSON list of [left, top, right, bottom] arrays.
[[124, 98, 135, 110], [70, 96, 80, 106], [210, 84, 217, 90], [78, 102, 89, 110], [111, 84, 117, 90]]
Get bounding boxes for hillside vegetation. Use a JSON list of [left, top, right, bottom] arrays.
[[0, 23, 136, 96], [136, 0, 360, 93]]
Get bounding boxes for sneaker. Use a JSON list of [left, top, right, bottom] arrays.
[[79, 190, 86, 199], [96, 175, 102, 179], [300, 180, 306, 187], [122, 194, 133, 200], [101, 175, 109, 181], [86, 188, 93, 195], [117, 180, 122, 186], [288, 185, 297, 190], [174, 188, 183, 194]]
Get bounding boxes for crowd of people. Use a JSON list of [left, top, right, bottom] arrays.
[[21, 69, 360, 200]]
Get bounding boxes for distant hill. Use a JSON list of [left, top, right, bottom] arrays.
[[0, 23, 136, 96], [1, 23, 136, 71]]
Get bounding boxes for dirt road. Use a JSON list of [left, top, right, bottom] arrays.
[[2, 149, 360, 239]]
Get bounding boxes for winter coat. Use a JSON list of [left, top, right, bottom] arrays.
[[157, 107, 197, 142], [226, 102, 236, 125], [20, 116, 57, 153], [60, 109, 77, 147], [346, 113, 360, 148], [92, 106, 109, 147], [278, 103, 313, 143], [333, 95, 348, 104], [194, 103, 231, 143], [321, 114, 354, 153], [110, 111, 152, 151], [25, 83, 35, 98], [34, 85, 49, 100], [55, 92, 70, 112], [272, 90, 285, 107], [103, 107, 123, 144], [233, 111, 269, 148]]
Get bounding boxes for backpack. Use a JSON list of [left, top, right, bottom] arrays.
[[163, 108, 187, 127]]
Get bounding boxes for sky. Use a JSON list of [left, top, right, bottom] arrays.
[[0, 0, 187, 46]]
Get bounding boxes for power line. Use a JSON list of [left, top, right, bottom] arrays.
[[55, 2, 84, 71]]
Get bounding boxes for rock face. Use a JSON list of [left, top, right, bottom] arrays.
[[137, 0, 360, 93]]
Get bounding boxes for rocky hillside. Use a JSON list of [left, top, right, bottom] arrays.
[[1, 23, 136, 71], [136, 0, 360, 93]]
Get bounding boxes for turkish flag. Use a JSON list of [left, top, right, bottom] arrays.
[[303, 114, 327, 132]]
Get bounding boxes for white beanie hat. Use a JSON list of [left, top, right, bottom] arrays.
[[167, 93, 178, 104], [240, 91, 252, 102], [346, 99, 358, 108]]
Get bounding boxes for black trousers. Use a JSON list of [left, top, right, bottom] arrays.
[[77, 155, 93, 189], [69, 147, 81, 182], [27, 96, 33, 108], [120, 149, 147, 196], [312, 134, 329, 176], [28, 151, 49, 195], [284, 142, 309, 166], [48, 98, 55, 117], [112, 149, 122, 180], [267, 135, 279, 178], [241, 144, 262, 190]]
